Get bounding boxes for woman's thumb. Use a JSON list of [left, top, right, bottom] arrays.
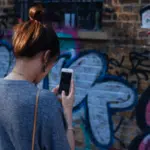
[[61, 91, 66, 98]]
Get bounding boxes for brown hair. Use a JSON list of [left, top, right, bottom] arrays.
[[12, 5, 60, 58]]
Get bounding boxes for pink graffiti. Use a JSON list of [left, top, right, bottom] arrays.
[[55, 27, 80, 53], [146, 101, 150, 126], [139, 135, 150, 150]]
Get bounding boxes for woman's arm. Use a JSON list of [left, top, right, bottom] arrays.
[[49, 106, 71, 150], [61, 80, 75, 150], [52, 80, 75, 150], [64, 108, 75, 150]]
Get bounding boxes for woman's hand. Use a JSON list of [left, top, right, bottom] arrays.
[[52, 85, 59, 95], [52, 80, 75, 108], [53, 81, 75, 150], [52, 85, 62, 102], [62, 80, 75, 150], [52, 80, 75, 126]]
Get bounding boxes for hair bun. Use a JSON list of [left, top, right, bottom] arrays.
[[29, 5, 44, 22]]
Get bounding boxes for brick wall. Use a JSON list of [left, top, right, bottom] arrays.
[[81, 0, 150, 93], [0, 0, 150, 150], [78, 0, 150, 149], [103, 0, 149, 46]]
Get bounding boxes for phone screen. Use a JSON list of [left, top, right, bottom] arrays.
[[58, 71, 72, 96]]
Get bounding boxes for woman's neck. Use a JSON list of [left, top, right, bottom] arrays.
[[5, 69, 35, 83], [5, 59, 40, 84]]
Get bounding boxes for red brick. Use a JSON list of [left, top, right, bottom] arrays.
[[123, 5, 140, 13], [117, 13, 139, 21], [138, 31, 148, 38]]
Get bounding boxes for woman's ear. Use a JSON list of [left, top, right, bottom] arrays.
[[43, 50, 51, 64]]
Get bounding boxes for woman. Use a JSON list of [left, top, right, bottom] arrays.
[[0, 5, 75, 150]]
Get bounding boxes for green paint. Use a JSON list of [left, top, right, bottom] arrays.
[[146, 18, 150, 23], [80, 123, 91, 150], [57, 32, 76, 52]]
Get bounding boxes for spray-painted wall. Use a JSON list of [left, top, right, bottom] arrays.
[[48, 50, 137, 150], [0, 28, 150, 150], [38, 29, 150, 150], [0, 0, 150, 149]]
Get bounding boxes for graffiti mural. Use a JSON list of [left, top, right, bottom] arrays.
[[106, 48, 150, 149], [0, 38, 149, 149], [0, 39, 13, 77], [108, 49, 150, 92], [52, 47, 149, 149], [48, 50, 137, 149], [56, 28, 79, 53]]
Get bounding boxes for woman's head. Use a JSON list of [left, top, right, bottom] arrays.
[[12, 5, 60, 83]]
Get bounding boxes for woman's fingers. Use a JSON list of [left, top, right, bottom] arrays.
[[52, 85, 59, 94], [70, 80, 75, 96], [58, 96, 62, 103], [61, 90, 66, 98]]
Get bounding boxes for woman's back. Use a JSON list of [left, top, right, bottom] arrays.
[[0, 79, 70, 150]]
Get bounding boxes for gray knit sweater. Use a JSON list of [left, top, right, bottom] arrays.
[[0, 79, 70, 150]]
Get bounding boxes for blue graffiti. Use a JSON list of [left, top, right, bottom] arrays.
[[0, 39, 138, 149], [48, 50, 137, 149], [0, 39, 13, 77]]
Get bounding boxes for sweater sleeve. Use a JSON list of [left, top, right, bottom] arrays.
[[50, 106, 70, 150], [38, 89, 70, 150]]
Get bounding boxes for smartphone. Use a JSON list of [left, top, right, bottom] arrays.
[[58, 68, 73, 96]]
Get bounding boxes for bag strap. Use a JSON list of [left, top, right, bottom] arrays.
[[32, 89, 40, 150]]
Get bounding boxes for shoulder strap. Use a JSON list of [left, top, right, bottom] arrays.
[[32, 89, 40, 150]]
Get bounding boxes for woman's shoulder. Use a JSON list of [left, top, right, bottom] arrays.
[[38, 88, 62, 111], [38, 89, 64, 125]]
